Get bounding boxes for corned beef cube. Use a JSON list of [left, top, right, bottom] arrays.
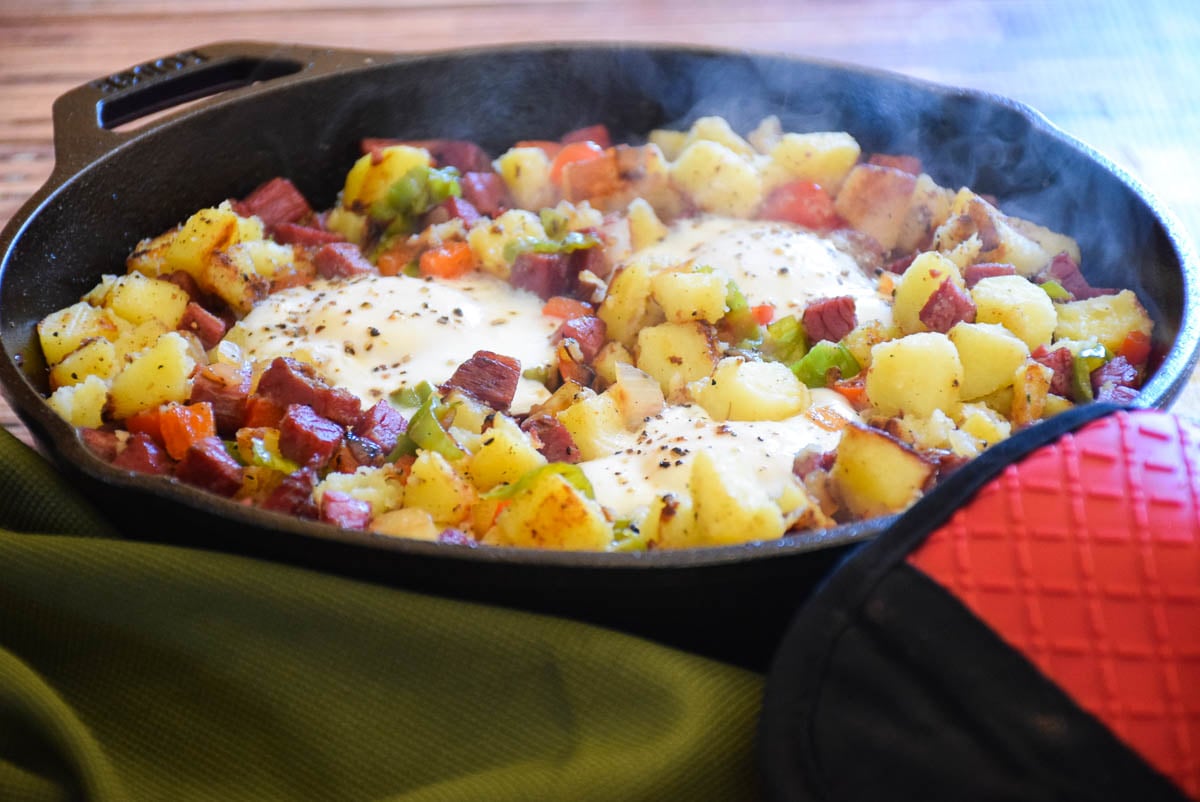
[[521, 415, 581, 463], [314, 242, 375, 279], [112, 432, 169, 474], [234, 177, 312, 230], [803, 296, 857, 343], [278, 405, 344, 468], [261, 466, 319, 518], [319, 491, 373, 530], [353, 401, 407, 452], [442, 351, 521, 410], [175, 437, 243, 496]]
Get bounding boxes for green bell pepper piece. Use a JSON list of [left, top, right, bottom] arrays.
[[1039, 279, 1072, 302], [388, 389, 463, 462], [369, 165, 462, 229], [483, 462, 595, 501], [791, 341, 860, 388], [1071, 342, 1110, 402], [762, 315, 809, 364]]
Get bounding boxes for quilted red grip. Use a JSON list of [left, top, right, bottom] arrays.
[[909, 410, 1200, 797]]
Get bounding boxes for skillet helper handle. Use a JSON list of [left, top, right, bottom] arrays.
[[49, 41, 375, 170]]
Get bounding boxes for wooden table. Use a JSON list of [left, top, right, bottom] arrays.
[[2, 0, 1198, 444]]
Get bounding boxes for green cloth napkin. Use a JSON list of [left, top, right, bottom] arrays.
[[0, 429, 765, 801]]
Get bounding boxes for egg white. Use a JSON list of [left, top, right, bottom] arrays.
[[580, 391, 854, 520], [631, 216, 892, 325], [225, 272, 560, 413]]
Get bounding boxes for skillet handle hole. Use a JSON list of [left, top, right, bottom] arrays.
[[96, 56, 304, 131]]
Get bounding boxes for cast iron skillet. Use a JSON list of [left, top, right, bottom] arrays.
[[1, 41, 1197, 669]]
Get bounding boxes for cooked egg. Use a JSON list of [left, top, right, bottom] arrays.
[[581, 390, 855, 519], [631, 216, 892, 324], [225, 273, 560, 413]]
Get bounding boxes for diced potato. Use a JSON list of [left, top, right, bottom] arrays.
[[1007, 215, 1082, 266], [892, 251, 965, 335], [49, 337, 118, 389], [592, 341, 635, 388], [939, 190, 1050, 276], [107, 332, 197, 419], [112, 320, 169, 364], [315, 464, 406, 517], [976, 385, 1014, 418], [466, 209, 547, 279], [971, 274, 1057, 349], [126, 228, 180, 277], [627, 197, 668, 250], [830, 423, 934, 519], [598, 260, 664, 348], [495, 146, 556, 211], [887, 408, 959, 452], [341, 145, 432, 211], [1054, 290, 1153, 353], [402, 450, 478, 526], [324, 207, 369, 246], [204, 249, 271, 316], [550, 199, 604, 233], [82, 275, 118, 306], [161, 205, 241, 280], [489, 471, 612, 550], [866, 332, 964, 418], [525, 380, 590, 419], [621, 144, 684, 219], [37, 302, 122, 366], [669, 140, 762, 218], [1011, 360, 1054, 427], [939, 231, 984, 270], [948, 321, 1030, 400], [762, 131, 861, 195], [689, 450, 787, 546], [650, 269, 728, 324], [833, 164, 918, 252], [840, 320, 900, 370], [441, 390, 492, 436], [946, 428, 984, 459], [46, 374, 108, 428], [681, 116, 757, 159], [469, 495, 506, 538], [221, 239, 298, 281], [895, 173, 955, 254], [1042, 393, 1074, 418], [648, 128, 688, 161], [557, 390, 632, 461], [988, 215, 1051, 276], [638, 492, 698, 550], [957, 402, 1013, 448], [776, 475, 834, 532], [467, 414, 548, 491], [371, 508, 440, 541], [690, 357, 811, 421], [105, 272, 190, 328], [233, 212, 265, 243], [635, 321, 720, 395], [747, 115, 783, 154]]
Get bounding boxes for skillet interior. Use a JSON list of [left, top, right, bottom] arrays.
[[1, 42, 1195, 667]]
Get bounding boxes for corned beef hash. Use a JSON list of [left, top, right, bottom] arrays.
[[37, 116, 1155, 550]]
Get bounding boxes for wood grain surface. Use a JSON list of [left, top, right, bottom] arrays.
[[2, 0, 1198, 446]]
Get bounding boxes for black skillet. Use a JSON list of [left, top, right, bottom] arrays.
[[1, 41, 1196, 669]]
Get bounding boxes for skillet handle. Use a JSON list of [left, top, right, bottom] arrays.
[[49, 41, 382, 169]]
